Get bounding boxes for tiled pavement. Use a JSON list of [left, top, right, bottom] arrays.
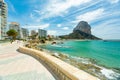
[[0, 42, 56, 80]]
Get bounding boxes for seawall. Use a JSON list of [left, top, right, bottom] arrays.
[[19, 46, 99, 80]]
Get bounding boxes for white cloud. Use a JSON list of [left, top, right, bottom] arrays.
[[34, 10, 41, 14], [11, 5, 16, 13], [72, 8, 104, 23], [24, 24, 50, 29], [30, 11, 42, 22], [37, 0, 91, 18], [38, 24, 50, 29], [92, 26, 120, 39], [30, 13, 34, 19], [27, 0, 38, 4], [108, 0, 119, 4], [57, 24, 62, 27], [47, 30, 57, 35], [7, 1, 17, 13], [62, 27, 69, 30], [92, 19, 120, 39]]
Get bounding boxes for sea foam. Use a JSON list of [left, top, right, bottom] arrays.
[[101, 68, 120, 80]]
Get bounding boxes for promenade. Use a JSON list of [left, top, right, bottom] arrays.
[[0, 41, 56, 80]]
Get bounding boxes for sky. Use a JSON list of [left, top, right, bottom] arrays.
[[5, 0, 120, 39]]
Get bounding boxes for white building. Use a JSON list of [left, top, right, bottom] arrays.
[[0, 0, 7, 40], [31, 30, 37, 36], [21, 28, 29, 39], [38, 29, 47, 38], [9, 22, 22, 39]]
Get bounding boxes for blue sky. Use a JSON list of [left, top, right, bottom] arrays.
[[5, 0, 120, 39]]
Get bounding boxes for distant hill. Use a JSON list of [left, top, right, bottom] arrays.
[[59, 21, 100, 39]]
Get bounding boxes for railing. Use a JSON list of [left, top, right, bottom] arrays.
[[19, 46, 99, 80]]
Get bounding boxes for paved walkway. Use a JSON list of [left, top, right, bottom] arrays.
[[0, 41, 56, 80]]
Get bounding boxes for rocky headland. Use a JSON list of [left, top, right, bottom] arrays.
[[59, 21, 100, 39]]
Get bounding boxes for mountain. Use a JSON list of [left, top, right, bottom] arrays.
[[59, 21, 100, 39], [73, 21, 91, 34]]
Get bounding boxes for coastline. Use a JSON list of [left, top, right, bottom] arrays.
[[1, 40, 119, 80], [36, 40, 120, 80], [19, 46, 99, 80], [39, 48, 120, 80]]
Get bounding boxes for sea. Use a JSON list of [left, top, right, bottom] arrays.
[[39, 40, 120, 80]]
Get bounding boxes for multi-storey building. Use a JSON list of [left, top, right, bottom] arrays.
[[21, 28, 29, 39], [0, 0, 7, 40], [9, 22, 22, 39], [38, 29, 47, 38], [31, 30, 37, 36]]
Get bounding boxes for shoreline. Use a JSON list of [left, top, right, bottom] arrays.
[[36, 41, 120, 80], [19, 46, 99, 80], [38, 47, 120, 80]]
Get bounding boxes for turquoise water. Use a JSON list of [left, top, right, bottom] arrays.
[[40, 40, 120, 69]]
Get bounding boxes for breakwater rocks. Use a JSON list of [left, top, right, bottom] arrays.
[[52, 53, 120, 80]]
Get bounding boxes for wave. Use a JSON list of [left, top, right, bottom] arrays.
[[39, 46, 120, 80], [101, 68, 120, 80], [51, 44, 72, 48], [71, 56, 120, 80], [53, 53, 120, 80], [51, 44, 63, 47]]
